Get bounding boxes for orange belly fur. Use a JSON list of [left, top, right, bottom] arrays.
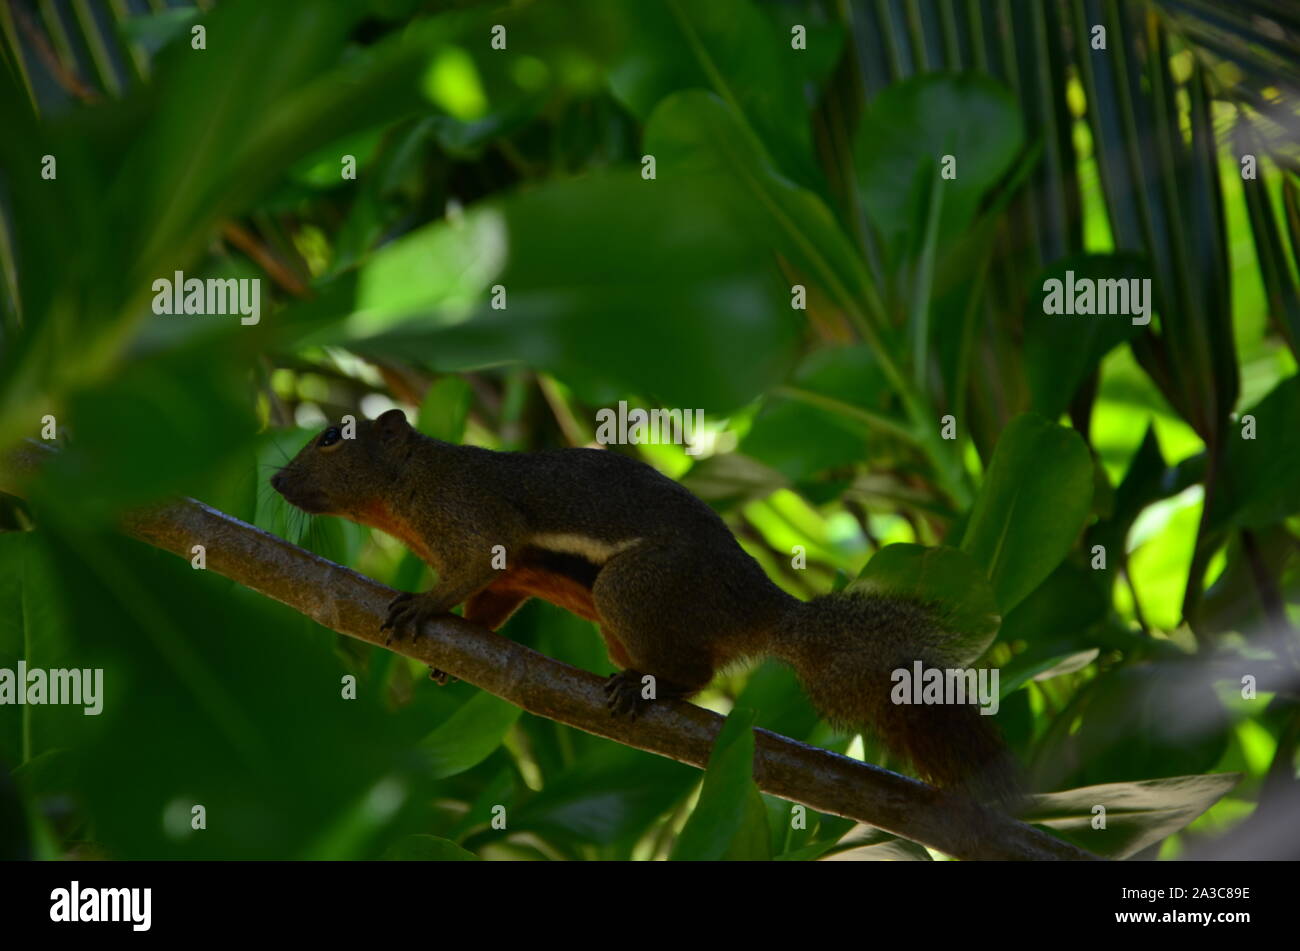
[[355, 500, 437, 565], [355, 504, 629, 666], [485, 562, 631, 667]]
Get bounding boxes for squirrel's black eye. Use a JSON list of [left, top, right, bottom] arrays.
[[319, 427, 341, 448]]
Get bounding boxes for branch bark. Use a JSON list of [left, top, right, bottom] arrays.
[[3, 442, 1097, 860]]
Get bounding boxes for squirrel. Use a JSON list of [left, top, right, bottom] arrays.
[[272, 409, 1020, 804]]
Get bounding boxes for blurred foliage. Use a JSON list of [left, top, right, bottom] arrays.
[[1, 0, 1298, 861]]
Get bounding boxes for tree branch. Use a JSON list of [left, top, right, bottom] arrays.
[[2, 442, 1097, 860]]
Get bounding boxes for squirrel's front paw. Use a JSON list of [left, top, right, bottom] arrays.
[[380, 592, 444, 644], [604, 670, 649, 720]]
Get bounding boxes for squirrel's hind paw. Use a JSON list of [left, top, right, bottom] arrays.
[[604, 670, 647, 720]]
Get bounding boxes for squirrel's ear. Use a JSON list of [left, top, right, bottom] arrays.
[[375, 408, 410, 439]]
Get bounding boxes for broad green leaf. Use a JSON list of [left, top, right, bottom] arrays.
[[961, 414, 1094, 613], [351, 208, 505, 325], [0, 531, 67, 675], [851, 544, 1001, 666], [15, 528, 426, 860], [671, 708, 769, 860], [997, 562, 1108, 658], [607, 0, 819, 185], [723, 785, 774, 861], [418, 691, 523, 780], [853, 73, 1024, 260], [733, 660, 821, 741], [38, 340, 258, 522], [329, 170, 802, 414], [644, 90, 879, 333], [741, 345, 894, 483]]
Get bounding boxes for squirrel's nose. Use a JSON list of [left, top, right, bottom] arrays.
[[271, 472, 285, 490]]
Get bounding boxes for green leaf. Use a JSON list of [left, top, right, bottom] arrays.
[[302, 776, 409, 860], [644, 90, 880, 337], [817, 824, 933, 862], [510, 742, 697, 850], [417, 376, 473, 443], [1023, 774, 1240, 860], [331, 170, 801, 414], [1075, 6, 1237, 440], [741, 346, 891, 483], [671, 708, 769, 860], [1033, 664, 1231, 791], [0, 769, 33, 860], [960, 414, 1094, 613], [1208, 376, 1300, 533], [418, 691, 523, 780], [853, 73, 1024, 261], [851, 544, 1001, 665], [0, 1, 446, 449], [765, 795, 855, 860], [1238, 124, 1300, 361], [1024, 253, 1151, 420], [724, 786, 774, 861], [382, 834, 479, 861], [996, 563, 1109, 670], [998, 649, 1100, 700], [38, 341, 258, 522], [733, 660, 821, 741], [607, 0, 818, 185]]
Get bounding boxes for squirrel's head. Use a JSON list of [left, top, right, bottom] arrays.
[[271, 408, 414, 517]]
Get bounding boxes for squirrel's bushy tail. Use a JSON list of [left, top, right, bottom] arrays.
[[777, 589, 1022, 809]]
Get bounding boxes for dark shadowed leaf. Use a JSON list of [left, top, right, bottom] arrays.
[[383, 834, 479, 861], [418, 691, 523, 780], [1024, 773, 1240, 860], [1024, 253, 1152, 420]]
